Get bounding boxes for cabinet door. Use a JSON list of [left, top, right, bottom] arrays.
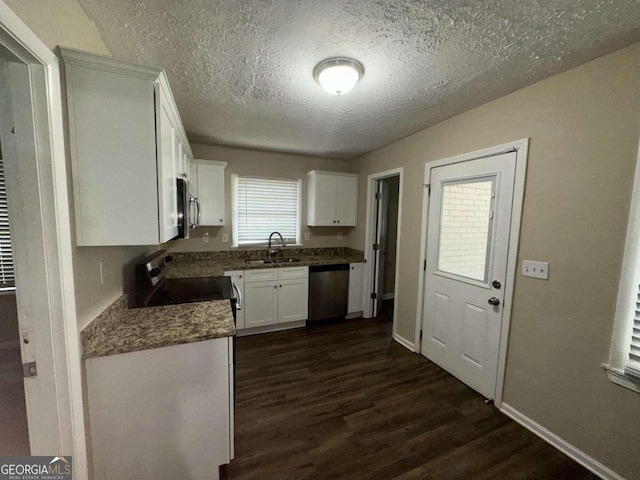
[[244, 281, 278, 328], [336, 176, 358, 226], [348, 262, 364, 314], [312, 175, 337, 226], [197, 163, 226, 226], [224, 271, 245, 330], [156, 85, 179, 242], [86, 340, 230, 480], [278, 277, 309, 323], [65, 61, 159, 245]]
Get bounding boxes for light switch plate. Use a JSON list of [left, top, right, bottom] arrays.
[[522, 260, 549, 280], [202, 232, 210, 243], [304, 232, 310, 241], [221, 232, 229, 243], [337, 232, 343, 240]]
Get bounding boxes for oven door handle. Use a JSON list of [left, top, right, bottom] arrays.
[[188, 195, 197, 230], [232, 281, 242, 310]]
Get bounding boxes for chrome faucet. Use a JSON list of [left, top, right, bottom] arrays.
[[268, 231, 286, 259]]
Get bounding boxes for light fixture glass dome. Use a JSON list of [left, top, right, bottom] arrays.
[[313, 58, 364, 95]]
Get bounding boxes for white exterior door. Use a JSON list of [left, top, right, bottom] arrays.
[[421, 151, 516, 399]]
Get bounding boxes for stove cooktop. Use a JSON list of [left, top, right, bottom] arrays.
[[145, 276, 235, 307]]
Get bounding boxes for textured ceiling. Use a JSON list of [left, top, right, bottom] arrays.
[[76, 0, 640, 159]]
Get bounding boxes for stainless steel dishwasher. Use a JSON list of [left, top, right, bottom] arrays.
[[308, 264, 350, 322]]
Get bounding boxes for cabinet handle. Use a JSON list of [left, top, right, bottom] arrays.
[[220, 218, 223, 222], [274, 285, 277, 289], [333, 220, 336, 223]]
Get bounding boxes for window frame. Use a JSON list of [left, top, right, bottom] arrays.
[[231, 174, 302, 248], [606, 139, 640, 393]]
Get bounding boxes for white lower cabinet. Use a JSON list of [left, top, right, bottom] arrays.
[[278, 278, 309, 323], [348, 262, 364, 316], [86, 338, 233, 480], [243, 267, 309, 329], [244, 280, 279, 328]]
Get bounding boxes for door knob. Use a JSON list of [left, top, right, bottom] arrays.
[[492, 280, 501, 289], [488, 297, 500, 306]]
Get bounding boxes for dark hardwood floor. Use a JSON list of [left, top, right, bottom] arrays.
[[225, 302, 597, 480]]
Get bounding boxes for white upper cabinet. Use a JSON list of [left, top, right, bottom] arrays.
[[194, 160, 226, 226], [307, 171, 358, 226], [60, 47, 193, 246]]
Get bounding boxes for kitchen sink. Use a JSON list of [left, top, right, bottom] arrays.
[[271, 258, 301, 264], [244, 258, 301, 265], [244, 259, 271, 265]]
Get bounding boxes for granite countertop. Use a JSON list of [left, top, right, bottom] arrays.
[[82, 295, 235, 359], [166, 247, 365, 279]]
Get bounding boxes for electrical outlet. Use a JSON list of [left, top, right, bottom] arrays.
[[522, 260, 549, 280], [202, 232, 210, 243], [337, 232, 343, 240], [221, 232, 229, 243], [304, 232, 310, 241], [99, 259, 108, 286]]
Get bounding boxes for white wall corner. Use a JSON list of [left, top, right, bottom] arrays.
[[500, 403, 625, 480], [393, 333, 415, 352]]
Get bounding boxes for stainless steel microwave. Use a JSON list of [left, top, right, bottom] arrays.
[[177, 178, 200, 239]]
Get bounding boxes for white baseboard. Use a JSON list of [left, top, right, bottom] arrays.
[[393, 333, 415, 352], [500, 403, 624, 480], [236, 320, 306, 337]]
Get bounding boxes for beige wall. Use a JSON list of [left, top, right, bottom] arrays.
[[5, 1, 157, 330], [170, 144, 354, 252], [4, 0, 110, 56], [349, 43, 640, 478]]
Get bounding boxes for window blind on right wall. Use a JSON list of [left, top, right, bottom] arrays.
[[0, 154, 15, 291], [627, 284, 640, 378]]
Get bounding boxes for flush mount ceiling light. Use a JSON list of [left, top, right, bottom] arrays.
[[313, 57, 364, 96]]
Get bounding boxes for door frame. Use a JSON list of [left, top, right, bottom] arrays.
[[363, 167, 404, 342], [415, 139, 529, 407], [0, 2, 86, 475]]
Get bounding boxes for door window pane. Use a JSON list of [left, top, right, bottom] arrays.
[[437, 178, 494, 282]]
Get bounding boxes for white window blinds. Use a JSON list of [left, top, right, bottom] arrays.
[[0, 154, 15, 291], [232, 175, 301, 246], [627, 284, 640, 377]]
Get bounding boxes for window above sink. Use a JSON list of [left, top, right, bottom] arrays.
[[232, 175, 301, 247]]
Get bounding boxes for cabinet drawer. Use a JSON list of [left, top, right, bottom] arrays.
[[244, 268, 278, 283], [278, 266, 309, 280]]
